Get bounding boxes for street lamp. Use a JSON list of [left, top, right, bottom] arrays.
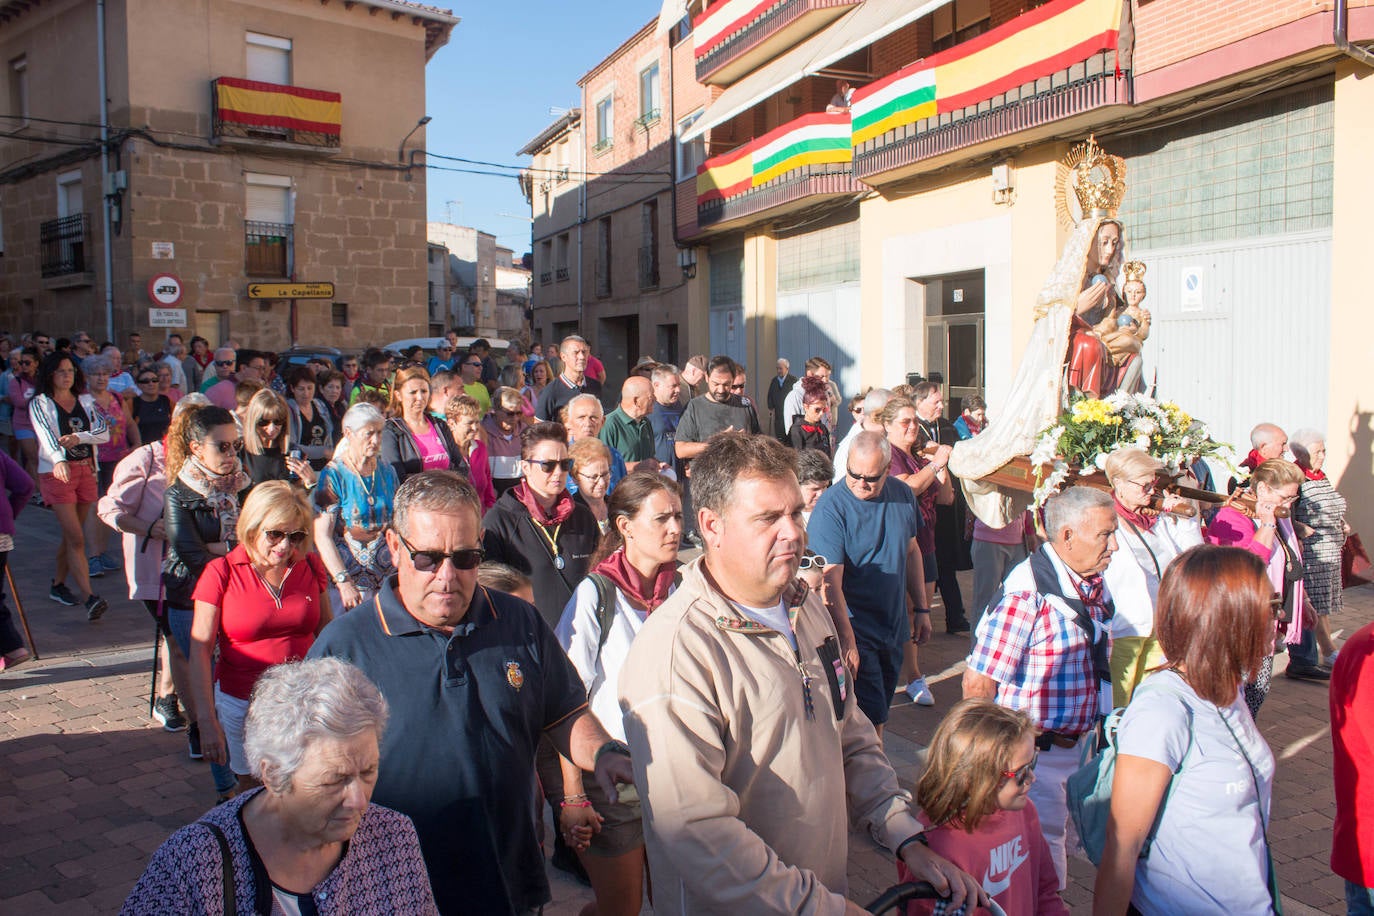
[[399, 115, 432, 180]]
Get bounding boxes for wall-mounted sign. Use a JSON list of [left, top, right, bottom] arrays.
[[247, 282, 335, 300], [1180, 266, 1203, 311], [151, 241, 175, 259], [149, 308, 187, 328], [147, 273, 183, 307]]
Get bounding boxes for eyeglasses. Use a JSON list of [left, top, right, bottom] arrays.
[[730, 384, 746, 392], [1127, 478, 1158, 494], [214, 360, 235, 367], [463, 361, 482, 369], [577, 471, 611, 482], [525, 457, 574, 473], [204, 438, 243, 455], [137, 376, 158, 384], [394, 530, 485, 573], [798, 554, 827, 571], [1001, 751, 1038, 787], [257, 418, 284, 428], [263, 529, 308, 546], [847, 467, 886, 484]]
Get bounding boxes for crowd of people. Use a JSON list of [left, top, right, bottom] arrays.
[[0, 324, 1367, 915]]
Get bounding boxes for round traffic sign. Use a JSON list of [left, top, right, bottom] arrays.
[[147, 273, 183, 307]]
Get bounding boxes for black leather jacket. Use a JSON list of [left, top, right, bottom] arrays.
[[380, 416, 468, 485], [162, 478, 243, 608]]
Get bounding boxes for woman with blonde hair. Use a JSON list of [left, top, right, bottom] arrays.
[[381, 364, 465, 484], [241, 388, 316, 493], [1095, 545, 1278, 915], [569, 436, 613, 534], [443, 393, 496, 510], [188, 480, 331, 796], [482, 385, 527, 496], [1207, 458, 1322, 713], [901, 697, 1066, 916], [1102, 447, 1203, 706]]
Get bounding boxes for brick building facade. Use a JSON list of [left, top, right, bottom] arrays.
[[0, 0, 455, 349]]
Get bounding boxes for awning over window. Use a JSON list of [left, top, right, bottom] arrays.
[[679, 0, 953, 143]]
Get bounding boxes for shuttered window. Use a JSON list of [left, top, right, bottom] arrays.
[[245, 175, 290, 224], [246, 32, 291, 85]]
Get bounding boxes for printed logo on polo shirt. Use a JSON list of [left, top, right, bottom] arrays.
[[505, 660, 524, 691], [982, 834, 1029, 897]]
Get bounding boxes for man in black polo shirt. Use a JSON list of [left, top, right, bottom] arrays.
[[674, 356, 761, 464], [535, 333, 602, 421], [308, 471, 633, 915]]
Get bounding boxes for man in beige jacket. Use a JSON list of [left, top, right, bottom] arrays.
[[619, 433, 984, 915]]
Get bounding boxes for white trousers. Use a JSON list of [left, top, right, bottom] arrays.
[[1026, 740, 1088, 889]]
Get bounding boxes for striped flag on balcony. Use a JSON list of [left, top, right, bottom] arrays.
[[697, 111, 852, 203], [214, 77, 342, 137], [850, 0, 1122, 147]]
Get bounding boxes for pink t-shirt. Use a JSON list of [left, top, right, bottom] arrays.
[[412, 420, 450, 471]]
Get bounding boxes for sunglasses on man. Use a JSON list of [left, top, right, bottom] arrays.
[[394, 530, 485, 572]]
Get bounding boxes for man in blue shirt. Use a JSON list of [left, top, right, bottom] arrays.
[[806, 431, 930, 738], [308, 471, 634, 915]]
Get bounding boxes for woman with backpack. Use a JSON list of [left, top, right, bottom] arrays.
[[554, 469, 683, 916]]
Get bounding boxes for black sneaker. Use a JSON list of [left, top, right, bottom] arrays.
[[84, 594, 108, 621], [153, 695, 187, 732], [48, 581, 78, 606], [187, 722, 204, 760]]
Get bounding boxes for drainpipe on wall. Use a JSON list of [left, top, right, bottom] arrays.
[[97, 0, 115, 342], [1335, 0, 1374, 68]]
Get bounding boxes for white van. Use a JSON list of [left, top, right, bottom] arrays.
[[383, 336, 511, 358]]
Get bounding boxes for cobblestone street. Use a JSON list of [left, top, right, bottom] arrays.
[[0, 508, 1354, 914]]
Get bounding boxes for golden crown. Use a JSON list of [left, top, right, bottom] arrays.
[[1123, 260, 1146, 284], [1055, 136, 1127, 227]]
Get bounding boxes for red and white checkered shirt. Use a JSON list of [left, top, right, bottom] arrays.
[[967, 580, 1109, 735]]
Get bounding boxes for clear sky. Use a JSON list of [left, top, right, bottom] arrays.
[[422, 1, 662, 258]]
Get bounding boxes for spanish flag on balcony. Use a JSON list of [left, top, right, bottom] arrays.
[[213, 77, 342, 137]]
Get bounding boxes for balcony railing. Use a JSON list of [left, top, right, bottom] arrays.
[[540, 271, 553, 285], [245, 220, 293, 278], [638, 246, 660, 289], [694, 0, 858, 85], [696, 111, 857, 229], [592, 137, 613, 155], [849, 0, 1128, 182], [634, 108, 662, 131], [212, 77, 341, 150], [556, 267, 570, 281], [40, 214, 89, 278]]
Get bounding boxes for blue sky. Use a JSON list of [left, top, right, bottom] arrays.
[[422, 1, 662, 257]]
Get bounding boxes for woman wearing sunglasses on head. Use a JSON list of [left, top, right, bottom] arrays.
[[241, 389, 318, 494], [163, 404, 250, 801], [553, 470, 683, 916], [381, 364, 467, 486], [188, 481, 331, 799]]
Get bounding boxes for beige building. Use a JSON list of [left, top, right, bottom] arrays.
[[659, 0, 1374, 533], [0, 0, 456, 348], [521, 17, 711, 388]]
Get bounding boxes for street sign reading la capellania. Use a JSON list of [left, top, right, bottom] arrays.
[[246, 282, 335, 300]]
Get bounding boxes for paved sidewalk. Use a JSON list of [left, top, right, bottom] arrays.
[[0, 510, 1356, 913]]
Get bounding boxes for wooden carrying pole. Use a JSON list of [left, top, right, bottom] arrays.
[[7, 564, 37, 659]]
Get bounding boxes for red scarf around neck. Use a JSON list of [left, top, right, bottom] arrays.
[[513, 480, 574, 527], [1299, 463, 1325, 481], [1241, 449, 1264, 471], [594, 548, 675, 614], [1113, 496, 1158, 531]]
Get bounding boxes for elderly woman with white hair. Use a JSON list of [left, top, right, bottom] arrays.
[[1291, 428, 1346, 665], [1102, 448, 1204, 707], [314, 403, 398, 611], [122, 657, 438, 914]]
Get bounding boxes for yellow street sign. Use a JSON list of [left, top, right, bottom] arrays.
[[246, 282, 335, 300]]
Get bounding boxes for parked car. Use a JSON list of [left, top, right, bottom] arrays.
[[276, 346, 344, 373], [383, 336, 511, 359]]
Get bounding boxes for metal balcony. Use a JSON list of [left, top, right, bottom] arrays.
[[40, 214, 89, 278], [245, 220, 293, 278]]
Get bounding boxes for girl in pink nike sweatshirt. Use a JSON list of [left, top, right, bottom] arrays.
[[898, 699, 1068, 916]]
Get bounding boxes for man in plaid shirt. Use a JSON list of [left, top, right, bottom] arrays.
[[963, 486, 1121, 888]]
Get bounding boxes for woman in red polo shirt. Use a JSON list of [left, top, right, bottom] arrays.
[[188, 480, 331, 797]]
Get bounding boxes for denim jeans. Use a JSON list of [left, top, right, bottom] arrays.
[[1348, 881, 1374, 916], [167, 606, 237, 795], [1288, 625, 1320, 668]]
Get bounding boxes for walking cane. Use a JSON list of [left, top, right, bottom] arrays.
[[7, 563, 37, 660], [147, 539, 165, 718]]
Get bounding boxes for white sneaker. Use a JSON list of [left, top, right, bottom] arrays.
[[906, 677, 935, 707], [1325, 650, 1340, 667]]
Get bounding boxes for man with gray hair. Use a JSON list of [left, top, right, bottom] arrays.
[[766, 357, 797, 441], [963, 484, 1119, 886], [832, 388, 892, 483], [808, 430, 931, 731], [535, 333, 601, 420], [159, 333, 188, 391], [309, 470, 634, 914], [620, 433, 982, 914], [1244, 421, 1288, 471]]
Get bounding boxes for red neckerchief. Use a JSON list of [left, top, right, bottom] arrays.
[[1241, 449, 1264, 471], [1299, 463, 1325, 482], [961, 416, 984, 436], [513, 480, 574, 526], [799, 422, 825, 436], [1114, 496, 1158, 531], [193, 352, 213, 369], [594, 548, 675, 614]]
